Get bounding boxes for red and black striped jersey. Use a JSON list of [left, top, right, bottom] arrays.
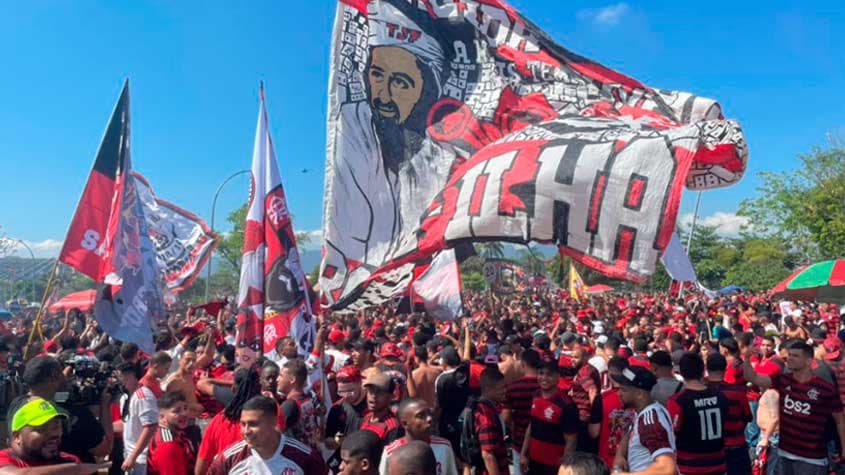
[[527, 391, 579, 469], [504, 376, 540, 450], [359, 412, 403, 445], [706, 379, 752, 449], [773, 372, 843, 462], [666, 387, 728, 475]]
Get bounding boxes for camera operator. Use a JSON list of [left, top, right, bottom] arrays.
[[0, 343, 22, 449], [12, 356, 114, 464]]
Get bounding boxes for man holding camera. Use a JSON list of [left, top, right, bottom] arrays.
[[9, 356, 113, 464]]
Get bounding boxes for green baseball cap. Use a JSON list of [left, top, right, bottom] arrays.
[[11, 398, 65, 432]]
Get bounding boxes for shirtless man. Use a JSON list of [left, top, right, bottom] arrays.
[[165, 329, 216, 418], [164, 351, 202, 417]]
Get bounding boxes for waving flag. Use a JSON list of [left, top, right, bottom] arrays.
[[411, 249, 462, 320], [94, 171, 166, 353], [569, 264, 586, 301], [321, 0, 747, 309], [60, 82, 166, 353], [59, 82, 130, 281], [133, 172, 217, 292], [661, 233, 697, 282], [235, 85, 315, 367]]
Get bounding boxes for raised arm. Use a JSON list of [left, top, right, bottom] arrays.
[[742, 347, 771, 390]]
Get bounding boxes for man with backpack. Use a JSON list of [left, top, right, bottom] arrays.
[[460, 366, 508, 475]]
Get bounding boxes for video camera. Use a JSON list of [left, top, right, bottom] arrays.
[[55, 355, 120, 406]]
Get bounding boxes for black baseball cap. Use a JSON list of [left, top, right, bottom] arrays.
[[611, 366, 657, 391], [649, 351, 672, 368]]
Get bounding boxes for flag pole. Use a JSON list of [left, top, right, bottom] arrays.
[[24, 258, 61, 360], [679, 191, 703, 300]]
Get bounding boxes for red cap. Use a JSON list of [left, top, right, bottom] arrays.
[[824, 337, 842, 360], [336, 365, 362, 383], [328, 329, 345, 344], [380, 342, 403, 359]]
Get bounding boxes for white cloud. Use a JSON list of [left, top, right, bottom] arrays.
[[577, 3, 629, 27], [5, 239, 63, 258], [678, 212, 750, 237], [296, 229, 322, 251]]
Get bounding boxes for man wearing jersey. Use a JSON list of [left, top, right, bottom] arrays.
[[147, 391, 197, 475], [118, 362, 158, 475], [208, 396, 327, 475], [279, 359, 322, 449], [378, 398, 458, 475], [520, 360, 578, 475], [598, 357, 637, 468], [611, 366, 677, 475], [743, 340, 845, 475], [360, 373, 403, 444], [705, 353, 752, 475], [666, 353, 728, 475]]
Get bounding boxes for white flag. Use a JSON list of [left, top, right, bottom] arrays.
[[411, 249, 462, 321]]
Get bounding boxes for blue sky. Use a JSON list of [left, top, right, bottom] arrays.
[[1, 1, 842, 257]]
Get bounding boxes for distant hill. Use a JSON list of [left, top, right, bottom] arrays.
[[0, 257, 55, 280]]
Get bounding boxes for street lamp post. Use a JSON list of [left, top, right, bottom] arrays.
[[205, 170, 250, 301], [16, 240, 36, 303]]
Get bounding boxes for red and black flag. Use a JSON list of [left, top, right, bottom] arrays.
[[59, 81, 129, 281]]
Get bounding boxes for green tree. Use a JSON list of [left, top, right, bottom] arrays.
[[211, 203, 314, 293], [723, 260, 790, 291], [461, 272, 487, 292], [739, 146, 845, 261], [514, 245, 545, 275], [474, 242, 505, 260]]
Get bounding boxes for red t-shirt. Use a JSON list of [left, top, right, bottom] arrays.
[[598, 388, 637, 467], [197, 412, 243, 462], [148, 427, 197, 475], [0, 449, 80, 467]]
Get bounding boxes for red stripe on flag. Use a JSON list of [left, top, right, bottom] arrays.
[[339, 0, 369, 15], [587, 173, 607, 233], [614, 227, 636, 267], [469, 174, 488, 216], [625, 176, 646, 209], [569, 62, 646, 91]]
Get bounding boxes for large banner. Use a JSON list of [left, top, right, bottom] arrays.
[[321, 0, 748, 309], [133, 173, 217, 292], [236, 88, 315, 367]]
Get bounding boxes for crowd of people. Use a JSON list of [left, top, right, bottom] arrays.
[[0, 288, 842, 475]]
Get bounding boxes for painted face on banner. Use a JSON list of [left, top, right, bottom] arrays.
[[368, 46, 424, 125], [235, 308, 261, 367]]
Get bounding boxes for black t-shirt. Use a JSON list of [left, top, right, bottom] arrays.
[[324, 396, 367, 438], [576, 392, 603, 453], [58, 404, 104, 464], [435, 364, 470, 433]]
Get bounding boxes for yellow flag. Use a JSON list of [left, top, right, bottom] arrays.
[[569, 264, 586, 301]]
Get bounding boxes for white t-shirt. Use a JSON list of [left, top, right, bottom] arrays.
[[378, 436, 459, 475], [121, 386, 159, 464], [626, 402, 675, 472], [223, 437, 304, 475]]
